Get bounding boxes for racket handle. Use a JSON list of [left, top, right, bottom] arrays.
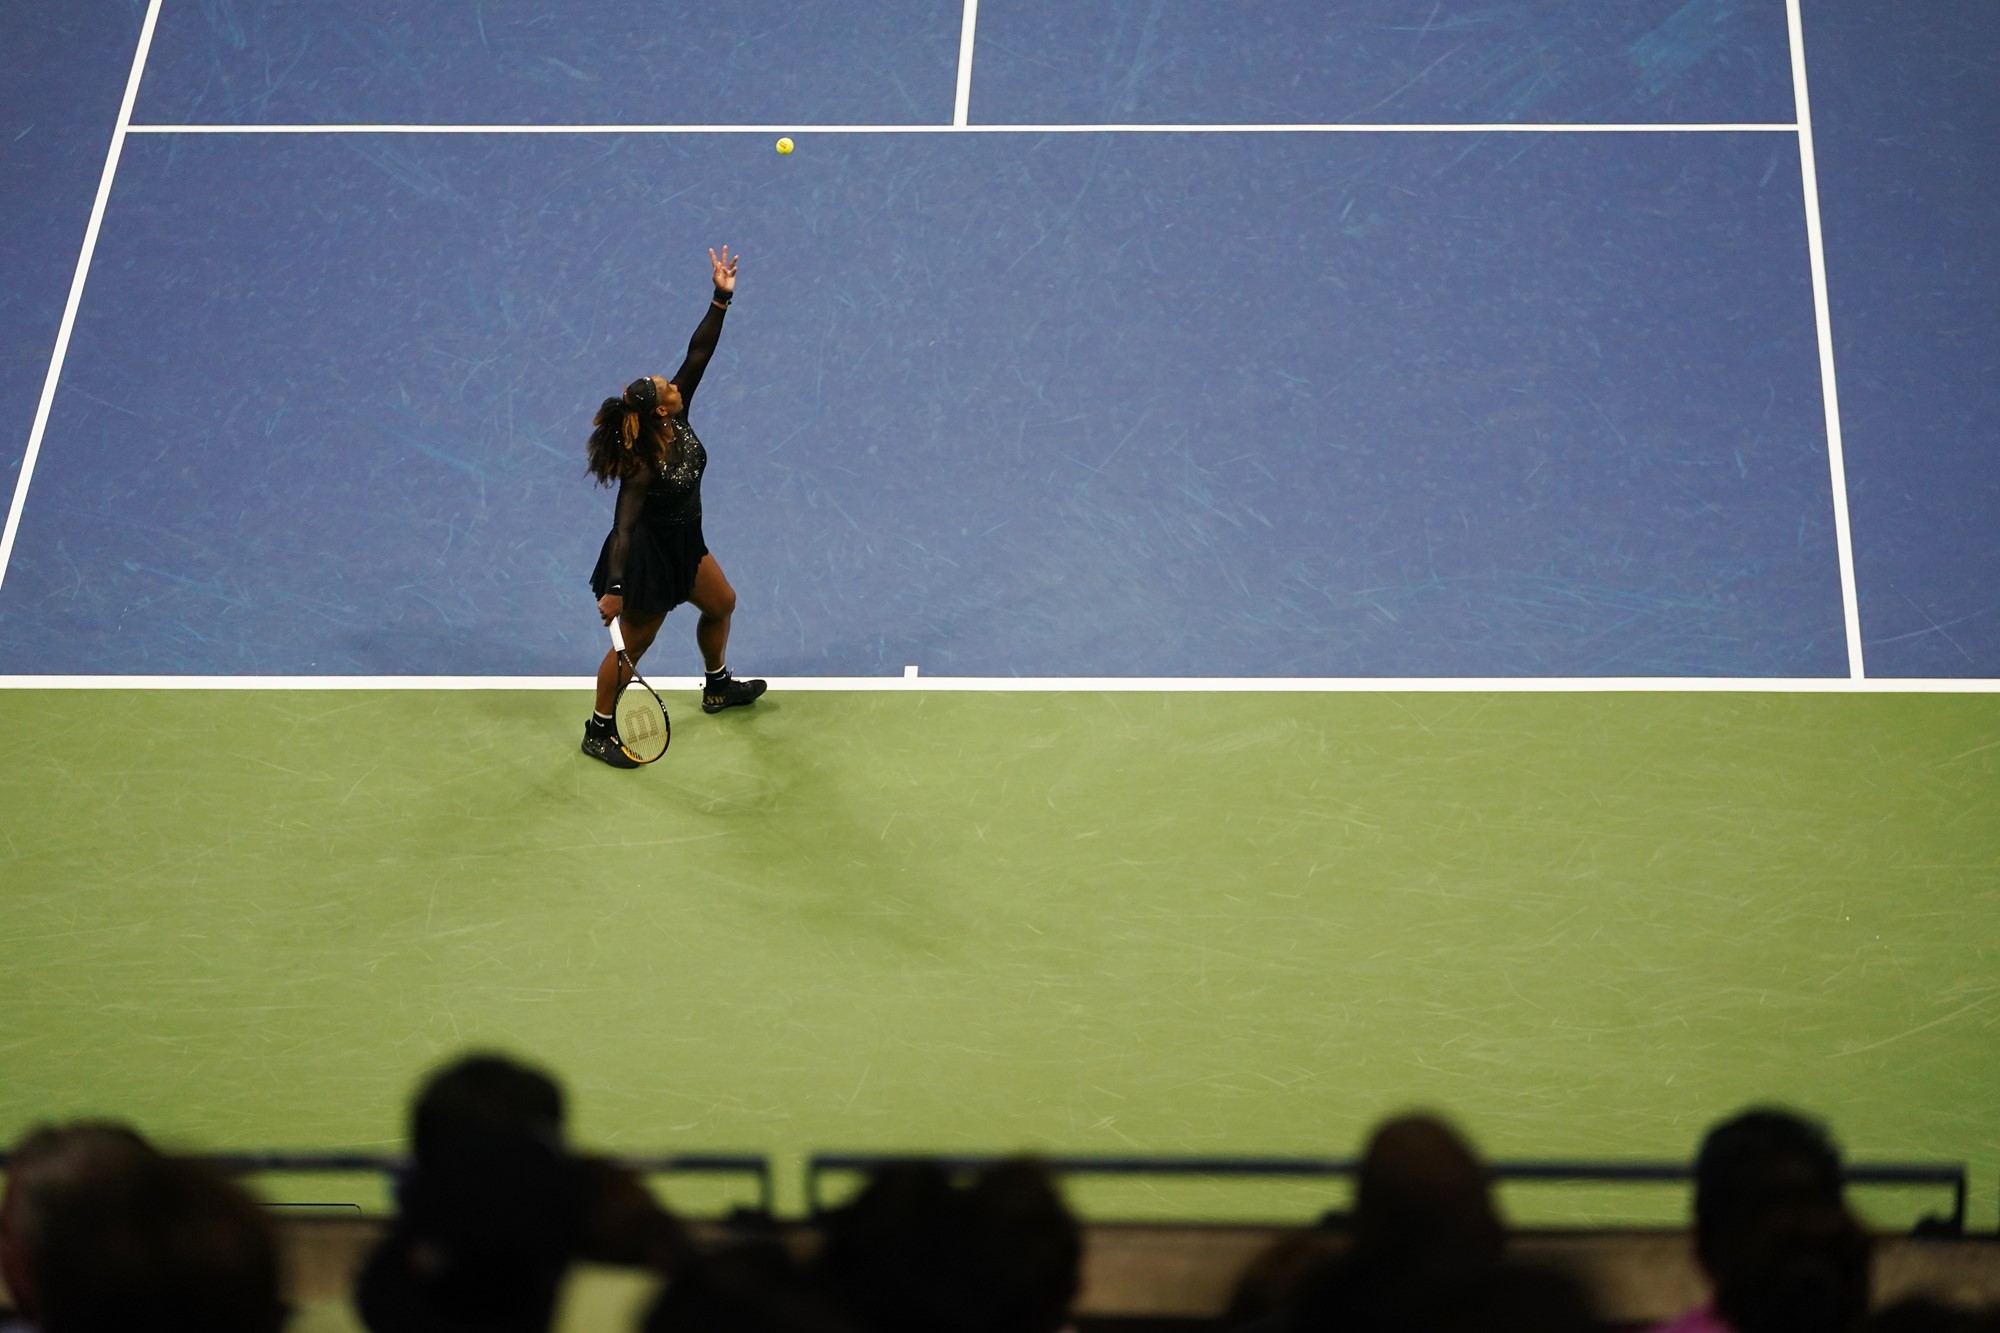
[[608, 618, 627, 653]]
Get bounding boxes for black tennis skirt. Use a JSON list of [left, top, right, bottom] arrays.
[[590, 519, 709, 614]]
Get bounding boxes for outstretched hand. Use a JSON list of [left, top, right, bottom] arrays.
[[709, 246, 739, 293]]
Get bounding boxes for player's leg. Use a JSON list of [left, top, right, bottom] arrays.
[[687, 554, 766, 712], [687, 555, 736, 672], [584, 609, 670, 766], [592, 609, 668, 715]]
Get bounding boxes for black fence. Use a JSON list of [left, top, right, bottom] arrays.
[[804, 1154, 1972, 1235], [0, 1150, 1973, 1235], [0, 1150, 776, 1218]]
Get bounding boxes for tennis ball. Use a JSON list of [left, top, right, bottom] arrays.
[[776, 137, 794, 155]]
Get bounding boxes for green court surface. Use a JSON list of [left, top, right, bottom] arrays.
[[2, 688, 1996, 1225]]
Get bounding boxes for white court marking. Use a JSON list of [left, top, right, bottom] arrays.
[[953, 0, 981, 129], [123, 122, 1800, 135], [0, 0, 165, 598], [0, 676, 1994, 694], [1786, 0, 1866, 679]]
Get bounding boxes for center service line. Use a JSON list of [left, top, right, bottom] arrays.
[[953, 0, 980, 128]]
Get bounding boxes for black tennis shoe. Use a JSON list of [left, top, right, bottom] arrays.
[[581, 726, 641, 768], [702, 674, 767, 714]]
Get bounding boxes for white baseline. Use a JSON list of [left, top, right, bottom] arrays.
[[0, 676, 1994, 693]]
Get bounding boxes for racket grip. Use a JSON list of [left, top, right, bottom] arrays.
[[608, 619, 627, 653]]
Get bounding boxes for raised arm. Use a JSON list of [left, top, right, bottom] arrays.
[[670, 246, 739, 407]]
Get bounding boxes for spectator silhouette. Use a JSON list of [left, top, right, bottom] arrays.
[[645, 1240, 859, 1333], [32, 1152, 282, 1333], [1346, 1113, 1505, 1279], [1241, 1113, 1598, 1332], [2, 1123, 157, 1332], [1649, 1107, 1870, 1333], [356, 1053, 594, 1333], [574, 1156, 688, 1273], [818, 1158, 1081, 1333]]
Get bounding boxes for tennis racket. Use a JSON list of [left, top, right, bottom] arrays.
[[608, 619, 670, 764]]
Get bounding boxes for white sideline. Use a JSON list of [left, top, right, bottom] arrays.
[[953, 0, 980, 129], [0, 0, 165, 595], [1787, 0, 1866, 679], [0, 676, 1994, 694], [122, 122, 1802, 136]]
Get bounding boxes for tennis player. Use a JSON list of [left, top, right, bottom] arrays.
[[582, 246, 765, 768]]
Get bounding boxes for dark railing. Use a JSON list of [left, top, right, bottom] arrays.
[[804, 1153, 1971, 1235], [1, 1150, 1969, 1234], [216, 1152, 775, 1216]]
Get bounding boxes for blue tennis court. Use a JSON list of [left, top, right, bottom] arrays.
[[4, 0, 1994, 681]]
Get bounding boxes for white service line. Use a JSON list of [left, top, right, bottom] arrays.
[[953, 0, 980, 128], [0, 0, 165, 595], [1786, 0, 1866, 679], [0, 676, 1994, 693], [122, 122, 1802, 136]]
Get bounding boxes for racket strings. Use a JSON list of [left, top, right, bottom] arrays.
[[622, 703, 662, 743], [614, 681, 670, 762]]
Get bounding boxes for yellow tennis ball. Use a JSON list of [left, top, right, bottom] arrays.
[[776, 137, 795, 155]]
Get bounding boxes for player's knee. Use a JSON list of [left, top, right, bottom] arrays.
[[704, 585, 737, 620], [624, 615, 666, 654]]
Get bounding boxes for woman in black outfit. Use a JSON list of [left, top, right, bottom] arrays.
[[582, 246, 765, 768]]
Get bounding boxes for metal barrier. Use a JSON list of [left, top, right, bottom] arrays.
[[215, 1152, 775, 1216], [2, 1150, 1969, 1233], [804, 1153, 1971, 1234]]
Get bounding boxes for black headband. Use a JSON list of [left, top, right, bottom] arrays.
[[624, 377, 659, 413]]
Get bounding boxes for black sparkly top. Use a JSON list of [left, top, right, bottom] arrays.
[[641, 415, 708, 525]]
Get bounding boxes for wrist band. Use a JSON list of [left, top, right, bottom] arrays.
[[607, 582, 624, 595], [712, 287, 732, 305]]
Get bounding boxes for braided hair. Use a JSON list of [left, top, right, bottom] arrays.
[[585, 376, 673, 484]]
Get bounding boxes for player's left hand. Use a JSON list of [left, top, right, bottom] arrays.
[[709, 246, 739, 293]]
